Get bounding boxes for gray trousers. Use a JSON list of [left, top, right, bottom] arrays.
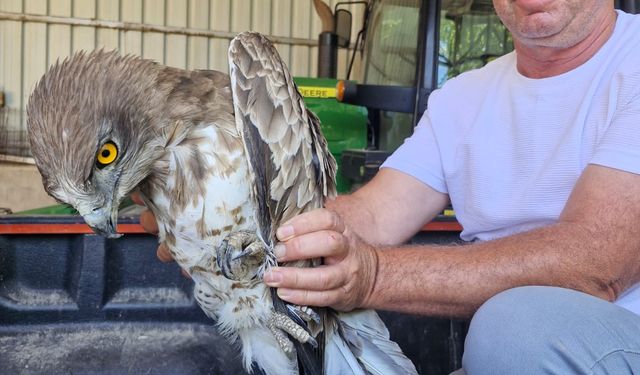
[[460, 286, 640, 374]]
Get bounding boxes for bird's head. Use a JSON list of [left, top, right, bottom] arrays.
[[27, 50, 166, 238]]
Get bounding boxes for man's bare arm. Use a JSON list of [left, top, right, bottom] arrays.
[[266, 164, 640, 317]]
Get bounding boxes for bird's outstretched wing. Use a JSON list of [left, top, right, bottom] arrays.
[[227, 33, 417, 375], [227, 31, 337, 252], [228, 31, 337, 375]]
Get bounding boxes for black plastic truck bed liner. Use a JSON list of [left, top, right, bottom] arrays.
[[0, 322, 246, 374], [0, 214, 466, 374]]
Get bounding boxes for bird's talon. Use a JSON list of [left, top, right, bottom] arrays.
[[267, 311, 316, 353], [215, 230, 266, 281]]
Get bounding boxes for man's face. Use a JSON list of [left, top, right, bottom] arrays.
[[492, 0, 609, 48]]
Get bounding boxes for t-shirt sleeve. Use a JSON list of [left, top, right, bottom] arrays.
[[380, 108, 448, 194], [590, 80, 640, 174]]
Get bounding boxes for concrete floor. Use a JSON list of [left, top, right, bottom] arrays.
[[0, 162, 56, 213]]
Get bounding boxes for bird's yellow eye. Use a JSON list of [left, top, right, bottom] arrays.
[[96, 141, 118, 167]]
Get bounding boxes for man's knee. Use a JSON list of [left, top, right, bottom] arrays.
[[462, 286, 640, 374], [462, 286, 551, 374]]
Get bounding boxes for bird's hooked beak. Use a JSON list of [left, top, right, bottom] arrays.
[[78, 205, 122, 239]]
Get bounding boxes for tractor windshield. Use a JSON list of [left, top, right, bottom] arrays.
[[358, 0, 513, 151]]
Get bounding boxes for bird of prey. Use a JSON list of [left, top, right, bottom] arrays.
[[27, 32, 417, 375]]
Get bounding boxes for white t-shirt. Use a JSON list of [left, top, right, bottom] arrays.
[[382, 10, 640, 314]]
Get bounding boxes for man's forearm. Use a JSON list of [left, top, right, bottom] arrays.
[[268, 167, 640, 315], [351, 165, 640, 317], [364, 221, 634, 318]]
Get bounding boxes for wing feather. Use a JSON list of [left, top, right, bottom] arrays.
[[227, 32, 418, 375], [228, 31, 337, 375]]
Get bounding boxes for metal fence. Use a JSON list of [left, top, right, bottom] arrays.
[[0, 108, 30, 159]]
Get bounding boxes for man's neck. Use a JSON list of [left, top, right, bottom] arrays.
[[515, 10, 617, 79]]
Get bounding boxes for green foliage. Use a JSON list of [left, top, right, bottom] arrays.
[[438, 12, 514, 86]]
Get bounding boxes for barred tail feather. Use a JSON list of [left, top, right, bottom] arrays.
[[324, 329, 367, 375], [327, 310, 419, 375]]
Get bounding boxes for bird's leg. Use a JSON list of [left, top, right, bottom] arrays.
[[267, 311, 318, 356], [215, 230, 266, 281]]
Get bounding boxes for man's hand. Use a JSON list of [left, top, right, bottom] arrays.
[[130, 192, 175, 263], [263, 208, 379, 311]]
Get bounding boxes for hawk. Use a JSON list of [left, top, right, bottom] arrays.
[[27, 32, 417, 375]]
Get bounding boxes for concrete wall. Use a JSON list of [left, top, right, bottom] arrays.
[[0, 162, 56, 212]]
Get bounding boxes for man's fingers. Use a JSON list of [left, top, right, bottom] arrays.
[[180, 269, 192, 279], [275, 230, 347, 262], [156, 243, 174, 263], [264, 265, 347, 291], [139, 209, 159, 234], [275, 287, 344, 308], [130, 192, 145, 206], [131, 193, 181, 277], [276, 209, 345, 241]]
